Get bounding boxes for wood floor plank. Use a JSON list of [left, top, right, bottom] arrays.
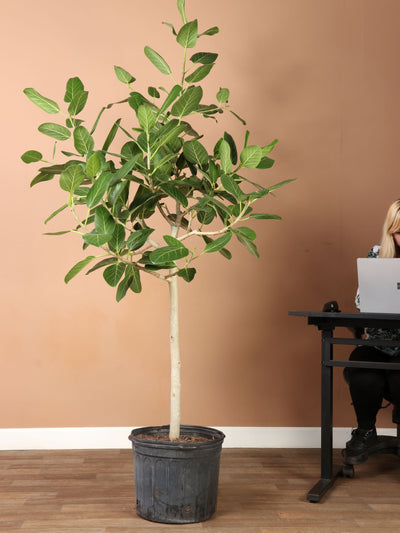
[[1, 448, 400, 531]]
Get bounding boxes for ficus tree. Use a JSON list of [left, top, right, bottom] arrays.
[[22, 0, 293, 440]]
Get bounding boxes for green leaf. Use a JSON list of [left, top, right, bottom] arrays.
[[64, 77, 84, 103], [160, 182, 188, 208], [82, 233, 112, 247], [114, 65, 136, 84], [200, 26, 219, 36], [38, 122, 71, 141], [94, 205, 116, 235], [144, 46, 171, 75], [240, 145, 262, 169], [21, 150, 42, 163], [221, 174, 242, 199], [190, 52, 218, 64], [177, 0, 187, 23], [74, 126, 94, 155], [256, 156, 274, 169], [230, 110, 246, 125], [232, 226, 256, 241], [137, 104, 156, 132], [86, 257, 118, 275], [163, 235, 186, 247], [126, 228, 154, 251], [102, 118, 121, 152], [109, 224, 126, 253], [262, 139, 278, 155], [223, 132, 237, 165], [177, 267, 196, 282], [176, 20, 198, 49], [185, 64, 213, 83], [149, 244, 189, 264], [86, 171, 114, 208], [162, 21, 177, 36], [64, 256, 95, 283], [218, 139, 232, 173], [44, 203, 68, 224], [159, 84, 182, 114], [171, 86, 203, 117], [30, 172, 53, 187], [267, 178, 296, 192], [216, 88, 229, 103], [129, 266, 142, 293], [236, 234, 259, 258], [68, 90, 88, 116], [183, 139, 209, 169], [103, 262, 126, 287], [148, 86, 160, 98], [204, 232, 232, 253], [112, 155, 141, 184], [249, 213, 282, 220], [23, 88, 60, 114], [85, 152, 102, 179], [59, 164, 85, 193]]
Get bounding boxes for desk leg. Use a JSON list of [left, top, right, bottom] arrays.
[[307, 329, 342, 502]]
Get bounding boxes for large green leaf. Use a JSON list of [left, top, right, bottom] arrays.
[[160, 182, 188, 208], [59, 164, 85, 193], [24, 88, 60, 114], [64, 256, 95, 283], [137, 104, 156, 132], [177, 0, 187, 23], [86, 257, 118, 275], [68, 90, 88, 116], [185, 64, 213, 83], [102, 118, 121, 152], [82, 233, 112, 247], [249, 213, 282, 220], [21, 150, 43, 163], [94, 205, 116, 235], [236, 234, 259, 258], [190, 52, 218, 64], [176, 20, 198, 48], [73, 126, 94, 155], [200, 26, 219, 36], [129, 266, 142, 294], [177, 267, 196, 282], [223, 132, 237, 165], [103, 262, 126, 287], [114, 65, 136, 84], [108, 224, 126, 253], [144, 46, 171, 75], [240, 145, 262, 169], [218, 139, 232, 173], [86, 171, 114, 208], [38, 122, 71, 141], [64, 77, 84, 103], [204, 232, 232, 253], [149, 244, 189, 264], [126, 228, 154, 251], [171, 86, 202, 117], [183, 139, 209, 168], [30, 172, 53, 187], [232, 226, 256, 241], [85, 152, 102, 179], [221, 174, 242, 200], [159, 84, 182, 114]]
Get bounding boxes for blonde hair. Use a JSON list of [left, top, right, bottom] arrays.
[[379, 199, 400, 257]]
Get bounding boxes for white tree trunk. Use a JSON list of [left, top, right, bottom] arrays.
[[168, 273, 181, 440]]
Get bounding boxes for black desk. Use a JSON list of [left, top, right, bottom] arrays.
[[289, 311, 400, 502]]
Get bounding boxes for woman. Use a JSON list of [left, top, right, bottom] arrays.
[[345, 199, 400, 463]]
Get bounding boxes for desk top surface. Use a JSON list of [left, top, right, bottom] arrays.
[[289, 311, 400, 328]]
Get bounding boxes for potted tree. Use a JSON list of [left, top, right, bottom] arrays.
[[22, 0, 293, 524]]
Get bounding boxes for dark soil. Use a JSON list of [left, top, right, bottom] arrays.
[[135, 433, 214, 443]]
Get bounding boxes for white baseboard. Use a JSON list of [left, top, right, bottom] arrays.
[[0, 426, 396, 451]]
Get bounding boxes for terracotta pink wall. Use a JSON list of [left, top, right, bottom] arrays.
[[2, 0, 400, 429]]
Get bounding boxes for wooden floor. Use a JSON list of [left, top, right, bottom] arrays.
[[1, 448, 400, 532]]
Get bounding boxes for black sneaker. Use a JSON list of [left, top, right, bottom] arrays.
[[343, 428, 378, 464]]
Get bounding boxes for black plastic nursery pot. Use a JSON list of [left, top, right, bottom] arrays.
[[128, 425, 225, 524]]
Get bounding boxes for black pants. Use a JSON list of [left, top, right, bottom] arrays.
[[346, 346, 400, 429]]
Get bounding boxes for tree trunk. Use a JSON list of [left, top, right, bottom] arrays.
[[168, 273, 181, 440]]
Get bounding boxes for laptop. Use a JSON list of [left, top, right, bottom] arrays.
[[357, 258, 400, 313]]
